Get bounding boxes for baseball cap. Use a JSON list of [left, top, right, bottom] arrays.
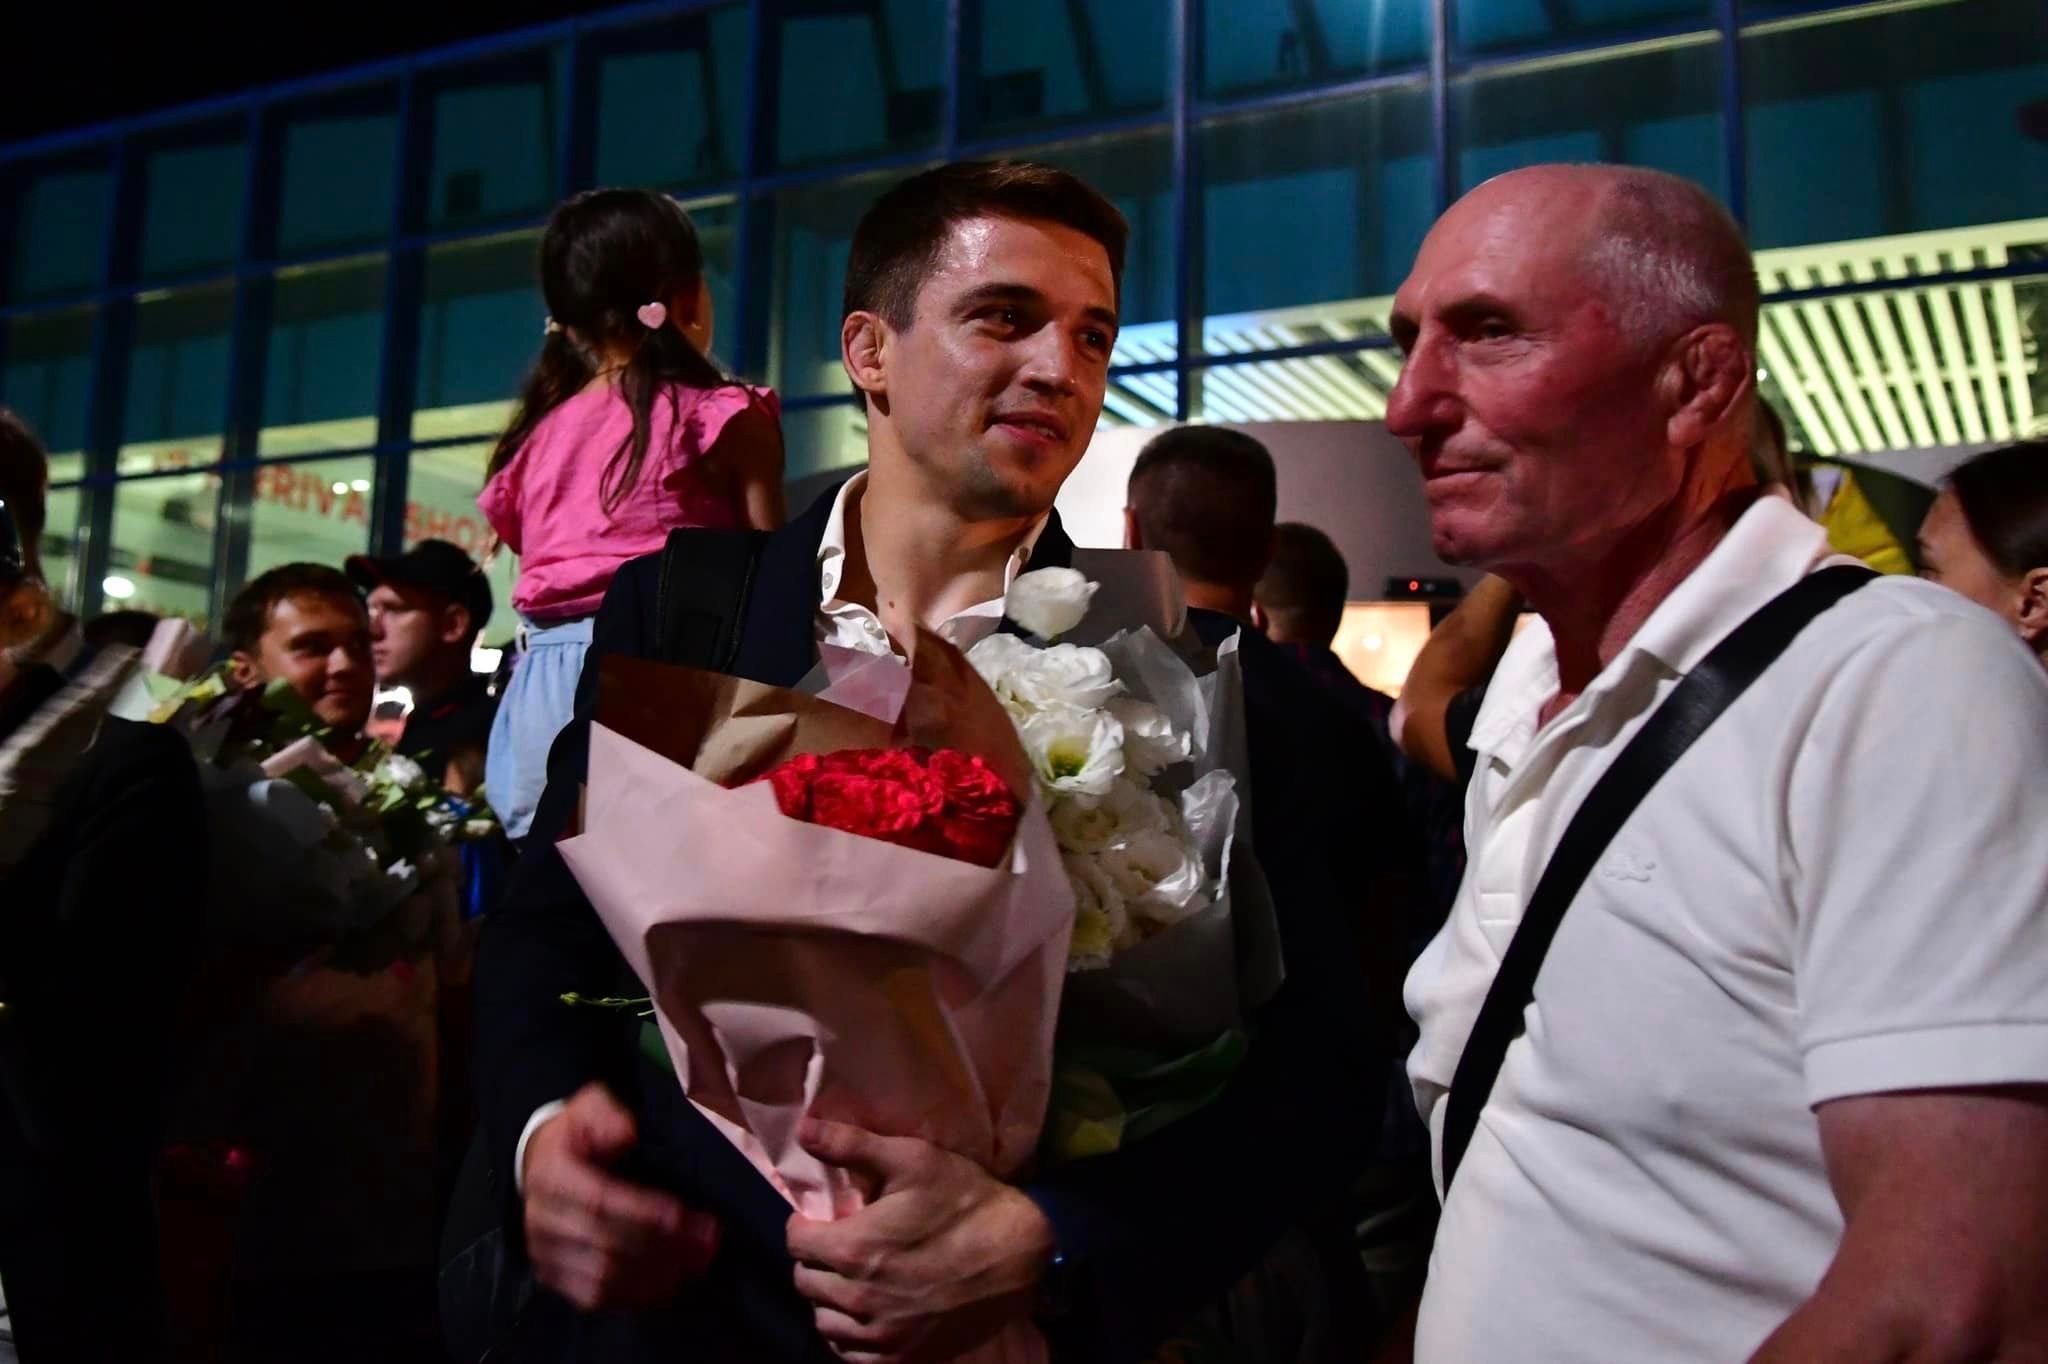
[[345, 539, 494, 628]]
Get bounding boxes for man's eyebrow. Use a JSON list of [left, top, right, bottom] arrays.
[[1439, 291, 1518, 320], [953, 282, 1119, 332], [953, 282, 1042, 314]]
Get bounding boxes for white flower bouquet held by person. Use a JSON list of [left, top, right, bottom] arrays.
[[132, 619, 497, 943], [970, 563, 1282, 1161]]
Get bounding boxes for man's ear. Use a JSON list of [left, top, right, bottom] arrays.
[[228, 651, 262, 689], [439, 602, 472, 647], [1122, 506, 1142, 551], [842, 312, 888, 408], [1250, 599, 1271, 634], [1664, 324, 1753, 451], [2017, 566, 2048, 651]]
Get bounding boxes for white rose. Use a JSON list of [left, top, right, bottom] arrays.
[[1062, 851, 1129, 971], [1021, 704, 1126, 797], [969, 635, 1121, 712], [1107, 696, 1190, 778], [1100, 829, 1210, 929], [1049, 777, 1171, 855], [1005, 568, 1098, 640], [967, 633, 1034, 698], [1012, 643, 1121, 710], [374, 753, 428, 790]]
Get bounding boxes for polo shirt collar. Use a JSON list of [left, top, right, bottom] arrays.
[[1465, 494, 1837, 771]]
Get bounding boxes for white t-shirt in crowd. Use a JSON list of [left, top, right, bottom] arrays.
[[1405, 495, 2048, 1362]]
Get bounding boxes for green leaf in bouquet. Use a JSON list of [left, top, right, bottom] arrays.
[[1043, 1028, 1249, 1164]]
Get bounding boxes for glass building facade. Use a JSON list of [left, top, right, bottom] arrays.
[[3, 0, 2044, 637]]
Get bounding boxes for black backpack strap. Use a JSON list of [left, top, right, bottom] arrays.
[[1439, 563, 1876, 1194], [653, 527, 770, 671]]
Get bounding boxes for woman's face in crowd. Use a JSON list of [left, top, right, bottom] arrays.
[[1918, 489, 2035, 643]]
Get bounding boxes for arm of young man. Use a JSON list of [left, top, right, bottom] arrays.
[[1746, 605, 2048, 1362], [1390, 575, 1521, 783], [1748, 1088, 2048, 1362], [784, 967, 1378, 1364], [472, 556, 717, 1311]]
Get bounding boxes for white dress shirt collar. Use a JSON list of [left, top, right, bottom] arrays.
[[815, 471, 1050, 656]]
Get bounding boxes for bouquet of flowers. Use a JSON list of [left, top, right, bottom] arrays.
[[132, 620, 497, 944], [556, 635, 1076, 1363], [969, 565, 1281, 1163]]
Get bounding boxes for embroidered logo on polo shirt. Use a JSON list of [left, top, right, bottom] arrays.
[[1598, 847, 1658, 883]]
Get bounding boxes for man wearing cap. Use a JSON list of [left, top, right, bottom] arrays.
[[347, 539, 497, 797]]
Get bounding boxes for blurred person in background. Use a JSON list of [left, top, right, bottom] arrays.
[[1917, 438, 2048, 669], [0, 408, 207, 1363], [1126, 424, 1433, 1355], [348, 538, 497, 797]]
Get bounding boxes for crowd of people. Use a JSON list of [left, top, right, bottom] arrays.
[[1, 155, 2046, 1364]]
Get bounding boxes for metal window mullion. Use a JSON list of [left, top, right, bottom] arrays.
[[1170, 0, 1200, 421], [210, 105, 284, 623], [372, 73, 428, 558], [1430, 0, 1454, 212], [1714, 0, 1746, 225], [558, 32, 596, 199], [76, 135, 145, 613], [731, 1, 784, 386], [942, 0, 970, 157]]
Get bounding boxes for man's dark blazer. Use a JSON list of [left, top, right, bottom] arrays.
[[472, 485, 1410, 1363]]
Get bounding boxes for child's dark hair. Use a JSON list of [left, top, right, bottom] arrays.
[[487, 189, 739, 513]]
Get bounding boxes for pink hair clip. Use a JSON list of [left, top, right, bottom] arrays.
[[636, 301, 668, 330]]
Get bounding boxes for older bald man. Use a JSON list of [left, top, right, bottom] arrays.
[[1392, 165, 2048, 1362]]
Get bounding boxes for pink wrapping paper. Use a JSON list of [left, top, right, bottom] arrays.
[[556, 634, 1074, 1362]]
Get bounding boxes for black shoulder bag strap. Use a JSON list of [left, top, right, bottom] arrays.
[[1439, 563, 1876, 1195], [653, 526, 771, 670]]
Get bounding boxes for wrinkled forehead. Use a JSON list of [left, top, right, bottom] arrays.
[[1395, 181, 1602, 318]]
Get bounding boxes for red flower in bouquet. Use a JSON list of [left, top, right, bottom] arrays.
[[753, 747, 1022, 868]]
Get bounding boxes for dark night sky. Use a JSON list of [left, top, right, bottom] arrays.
[[4, 2, 617, 146]]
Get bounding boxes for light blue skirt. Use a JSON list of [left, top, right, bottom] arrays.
[[486, 614, 594, 840]]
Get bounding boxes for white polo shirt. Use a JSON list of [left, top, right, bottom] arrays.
[[1405, 496, 2048, 1362]]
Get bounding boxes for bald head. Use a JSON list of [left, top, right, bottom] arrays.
[[1386, 163, 1764, 578], [1472, 165, 1757, 353]]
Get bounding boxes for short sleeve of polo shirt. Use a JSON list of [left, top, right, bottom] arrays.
[[1788, 605, 2048, 1108]]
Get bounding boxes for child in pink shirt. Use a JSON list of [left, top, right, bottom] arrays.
[[479, 189, 784, 837]]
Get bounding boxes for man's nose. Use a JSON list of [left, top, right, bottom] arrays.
[[1384, 336, 1456, 443], [1019, 329, 1082, 396]]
